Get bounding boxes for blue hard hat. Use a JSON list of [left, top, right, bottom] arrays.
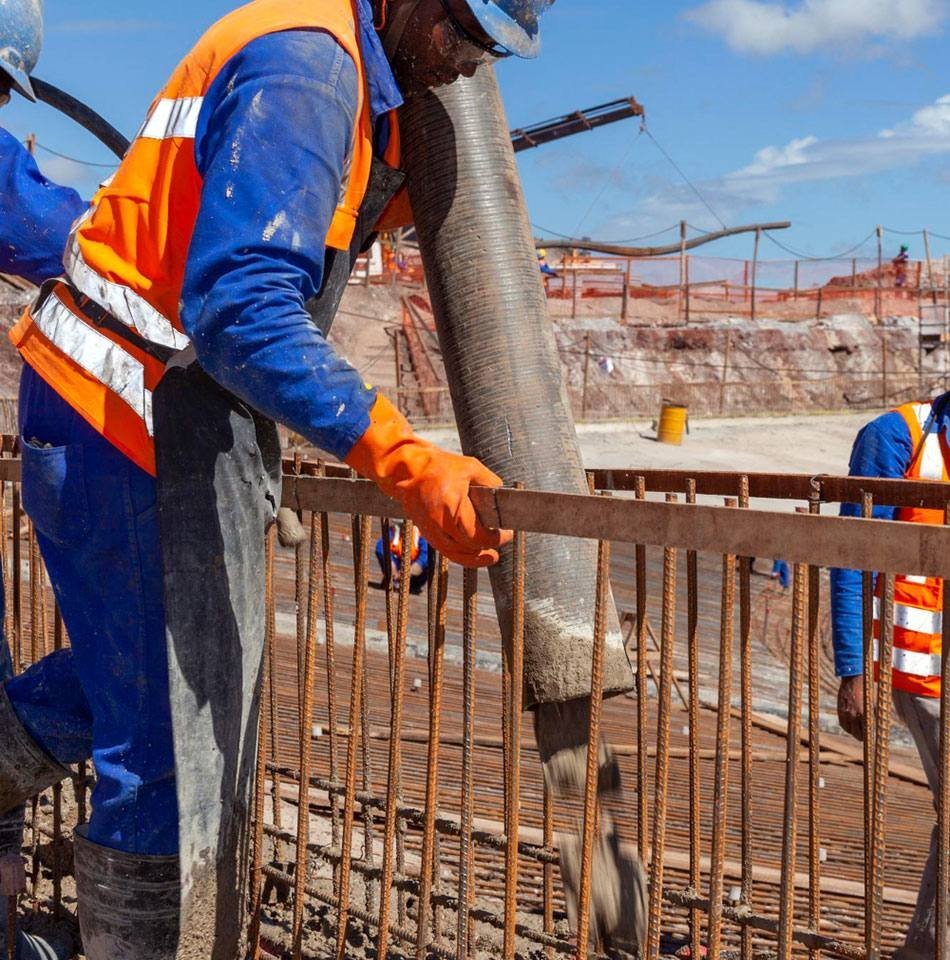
[[0, 0, 43, 101], [460, 0, 554, 58]]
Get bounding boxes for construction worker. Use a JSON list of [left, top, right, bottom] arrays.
[[832, 392, 950, 960], [893, 243, 910, 289], [0, 1, 551, 957], [375, 522, 432, 595], [1, 4, 88, 956]]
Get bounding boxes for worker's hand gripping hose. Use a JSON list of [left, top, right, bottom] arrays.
[[400, 65, 645, 950]]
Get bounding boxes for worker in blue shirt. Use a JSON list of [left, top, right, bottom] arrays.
[[0, 1, 556, 957], [0, 5, 89, 957], [831, 392, 950, 960]]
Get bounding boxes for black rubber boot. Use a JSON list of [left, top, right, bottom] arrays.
[[73, 826, 180, 959], [0, 686, 70, 815]]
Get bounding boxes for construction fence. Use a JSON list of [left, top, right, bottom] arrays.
[[5, 440, 950, 960]]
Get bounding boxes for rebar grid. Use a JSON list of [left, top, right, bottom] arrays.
[[0, 450, 948, 960]]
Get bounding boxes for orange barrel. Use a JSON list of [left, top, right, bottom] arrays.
[[657, 402, 688, 445]]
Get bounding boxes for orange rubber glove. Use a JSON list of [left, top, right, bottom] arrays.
[[345, 395, 512, 567]]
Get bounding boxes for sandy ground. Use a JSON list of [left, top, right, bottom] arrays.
[[419, 409, 874, 477]]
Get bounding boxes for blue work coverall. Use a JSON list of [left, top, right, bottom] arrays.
[[0, 127, 86, 858], [6, 9, 403, 856], [830, 394, 950, 676]]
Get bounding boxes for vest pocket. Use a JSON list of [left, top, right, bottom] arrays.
[[20, 440, 91, 548]]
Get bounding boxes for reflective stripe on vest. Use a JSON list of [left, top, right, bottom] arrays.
[[31, 290, 155, 436], [872, 596, 942, 636], [10, 0, 398, 476], [873, 639, 942, 678], [871, 398, 948, 696]]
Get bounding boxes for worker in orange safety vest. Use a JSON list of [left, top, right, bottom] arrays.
[[832, 393, 950, 960], [0, 1, 554, 957]]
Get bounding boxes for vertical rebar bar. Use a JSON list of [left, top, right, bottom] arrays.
[[12, 483, 21, 674], [635, 476, 649, 859], [861, 492, 876, 958], [938, 517, 950, 960], [869, 574, 895, 960], [807, 492, 822, 960], [319, 498, 342, 858], [777, 562, 807, 960], [249, 528, 275, 960], [457, 567, 477, 960], [335, 514, 371, 960], [503, 524, 526, 959], [575, 534, 611, 960], [708, 505, 736, 960], [542, 783, 555, 960], [374, 519, 413, 960], [686, 480, 702, 960], [415, 555, 449, 960], [647, 495, 678, 960], [292, 513, 322, 960], [738, 476, 753, 960], [266, 528, 284, 861]]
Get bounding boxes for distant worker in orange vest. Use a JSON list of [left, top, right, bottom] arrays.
[[832, 393, 950, 960], [376, 522, 432, 595], [0, 1, 553, 956]]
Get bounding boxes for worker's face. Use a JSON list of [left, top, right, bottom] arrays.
[[385, 0, 501, 96]]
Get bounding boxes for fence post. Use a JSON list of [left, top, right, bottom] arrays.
[[621, 259, 631, 322], [793, 260, 799, 301], [924, 229, 936, 296], [852, 258, 858, 288], [679, 220, 687, 324], [685, 255, 691, 324], [581, 331, 591, 421], [743, 260, 749, 303], [750, 228, 761, 322], [572, 259, 579, 320], [876, 225, 883, 322]]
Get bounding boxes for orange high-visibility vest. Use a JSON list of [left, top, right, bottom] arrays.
[[873, 400, 947, 697], [390, 525, 421, 564], [11, 0, 402, 476]]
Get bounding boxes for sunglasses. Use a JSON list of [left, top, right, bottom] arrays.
[[438, 0, 511, 59]]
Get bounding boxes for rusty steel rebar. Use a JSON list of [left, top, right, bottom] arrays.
[[647, 495, 679, 960], [938, 516, 950, 960], [334, 514, 372, 960], [777, 562, 807, 960], [415, 554, 449, 959], [707, 503, 737, 960], [292, 512, 323, 960], [635, 475, 649, 860], [373, 518, 413, 960], [686, 479, 702, 960], [574, 534, 611, 960], [807, 491, 822, 960], [319, 496, 342, 858], [738, 475, 754, 960], [503, 525, 526, 959], [860, 491, 877, 959], [868, 574, 895, 960], [457, 566, 478, 960]]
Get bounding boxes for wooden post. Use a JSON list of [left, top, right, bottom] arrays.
[[581, 332, 592, 421], [876, 225, 884, 322], [793, 261, 800, 301], [679, 221, 687, 324], [816, 286, 823, 322], [851, 258, 857, 288], [742, 260, 749, 303], [685, 255, 691, 324], [621, 259, 631, 323], [750, 228, 761, 322], [719, 329, 731, 415]]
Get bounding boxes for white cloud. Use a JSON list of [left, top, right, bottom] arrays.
[[599, 93, 950, 235], [686, 0, 946, 55]]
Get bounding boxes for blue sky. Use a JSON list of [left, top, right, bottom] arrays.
[[4, 0, 949, 260]]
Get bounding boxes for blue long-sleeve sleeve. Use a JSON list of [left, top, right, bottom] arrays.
[[830, 410, 913, 676], [0, 127, 86, 286], [181, 28, 401, 459]]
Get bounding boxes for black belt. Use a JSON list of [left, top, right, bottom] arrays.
[[35, 278, 178, 365]]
